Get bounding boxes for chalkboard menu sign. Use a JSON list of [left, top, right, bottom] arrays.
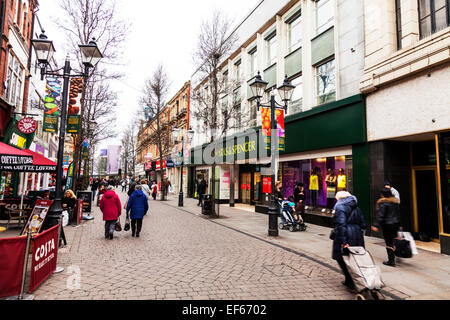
[[76, 191, 92, 213]]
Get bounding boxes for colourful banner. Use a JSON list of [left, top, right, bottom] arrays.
[[67, 78, 83, 133], [43, 77, 61, 133], [65, 161, 74, 191], [276, 109, 285, 152], [261, 107, 271, 150], [0, 236, 27, 298], [28, 225, 59, 293]]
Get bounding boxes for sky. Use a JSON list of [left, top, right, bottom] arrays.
[[36, 0, 259, 154]]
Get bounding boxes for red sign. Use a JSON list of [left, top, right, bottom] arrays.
[[76, 199, 84, 224], [263, 177, 272, 193], [156, 160, 167, 170], [0, 236, 27, 298], [17, 117, 38, 134], [29, 225, 59, 293]]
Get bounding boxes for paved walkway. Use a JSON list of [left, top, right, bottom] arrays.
[[4, 188, 450, 300]]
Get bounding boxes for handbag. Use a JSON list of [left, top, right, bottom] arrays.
[[329, 229, 336, 240], [124, 212, 130, 231], [115, 220, 122, 232], [393, 238, 412, 258]]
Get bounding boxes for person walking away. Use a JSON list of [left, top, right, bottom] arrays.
[[371, 188, 401, 267], [384, 181, 400, 203], [275, 181, 286, 224], [151, 180, 158, 200], [91, 178, 99, 202], [100, 186, 122, 239], [126, 185, 149, 237], [128, 180, 138, 197], [140, 179, 152, 200], [293, 182, 306, 221], [332, 191, 367, 289], [121, 179, 127, 193], [62, 190, 77, 224], [197, 178, 207, 206]]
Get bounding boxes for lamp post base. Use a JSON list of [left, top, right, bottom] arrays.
[[268, 202, 279, 237], [178, 192, 183, 207]]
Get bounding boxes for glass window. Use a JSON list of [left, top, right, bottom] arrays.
[[266, 34, 277, 67], [438, 132, 450, 234], [316, 59, 336, 105], [235, 60, 242, 82], [419, 0, 449, 39], [316, 0, 335, 35], [288, 75, 302, 115], [249, 49, 257, 77], [288, 14, 302, 52]]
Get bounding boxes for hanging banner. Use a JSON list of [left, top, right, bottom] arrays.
[[0, 236, 27, 298], [276, 109, 285, 152], [261, 107, 271, 150], [65, 161, 74, 191], [43, 77, 61, 133], [28, 225, 59, 293], [67, 78, 83, 134]]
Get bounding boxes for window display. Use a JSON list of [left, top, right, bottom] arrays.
[[272, 155, 352, 216]]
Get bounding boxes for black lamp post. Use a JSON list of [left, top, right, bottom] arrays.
[[249, 72, 295, 237], [172, 127, 195, 207], [31, 32, 103, 226]]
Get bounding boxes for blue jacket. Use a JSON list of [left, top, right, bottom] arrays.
[[332, 196, 367, 260], [126, 190, 149, 219]]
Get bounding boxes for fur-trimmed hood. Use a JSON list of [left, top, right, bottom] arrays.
[[376, 197, 399, 210]]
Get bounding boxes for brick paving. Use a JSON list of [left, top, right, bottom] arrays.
[[31, 189, 363, 300]]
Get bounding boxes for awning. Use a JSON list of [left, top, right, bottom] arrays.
[[0, 142, 57, 172]]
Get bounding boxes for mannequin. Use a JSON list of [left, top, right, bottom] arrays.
[[325, 168, 337, 212], [309, 169, 319, 209], [337, 168, 346, 192]]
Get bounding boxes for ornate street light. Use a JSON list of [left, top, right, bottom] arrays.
[[172, 127, 195, 207], [249, 72, 296, 237], [31, 33, 103, 233]]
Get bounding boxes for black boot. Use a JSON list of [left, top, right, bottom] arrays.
[[383, 248, 396, 267]]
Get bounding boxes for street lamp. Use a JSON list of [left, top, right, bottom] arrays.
[[249, 72, 295, 237], [31, 32, 103, 227], [172, 127, 195, 207]]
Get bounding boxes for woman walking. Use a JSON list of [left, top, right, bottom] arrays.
[[332, 191, 367, 289], [100, 186, 122, 240], [371, 188, 401, 267], [126, 185, 149, 237]]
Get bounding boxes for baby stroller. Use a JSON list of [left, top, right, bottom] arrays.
[[343, 246, 385, 300], [278, 200, 307, 232]]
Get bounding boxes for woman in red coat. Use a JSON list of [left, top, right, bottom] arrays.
[[100, 186, 122, 239]]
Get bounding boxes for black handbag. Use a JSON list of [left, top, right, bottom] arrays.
[[393, 238, 412, 258], [115, 220, 122, 232], [329, 229, 336, 240], [124, 212, 130, 231]]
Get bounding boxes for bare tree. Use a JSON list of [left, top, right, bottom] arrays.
[[121, 119, 138, 179], [192, 10, 241, 216], [56, 0, 129, 190], [139, 64, 171, 200]]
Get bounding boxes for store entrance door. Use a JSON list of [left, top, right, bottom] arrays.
[[413, 169, 440, 240], [240, 173, 251, 204]]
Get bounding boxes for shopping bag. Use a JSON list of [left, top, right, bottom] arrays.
[[62, 210, 69, 227], [398, 231, 418, 255], [393, 238, 412, 258]]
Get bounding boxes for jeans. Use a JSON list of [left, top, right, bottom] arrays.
[[131, 219, 143, 235], [92, 190, 97, 201], [122, 185, 126, 192], [104, 220, 117, 238], [382, 223, 400, 262], [198, 194, 203, 206], [311, 190, 318, 208]]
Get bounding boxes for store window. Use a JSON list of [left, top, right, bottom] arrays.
[[288, 74, 303, 115], [249, 47, 258, 78], [438, 132, 450, 234], [266, 33, 277, 67], [418, 0, 450, 39], [316, 58, 336, 105], [257, 155, 353, 216], [288, 14, 302, 53], [316, 0, 335, 35], [235, 59, 242, 82], [0, 172, 15, 199]]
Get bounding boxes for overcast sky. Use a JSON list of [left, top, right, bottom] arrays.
[[36, 0, 259, 153]]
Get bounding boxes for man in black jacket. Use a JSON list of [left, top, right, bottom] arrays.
[[197, 178, 207, 207], [371, 188, 401, 267]]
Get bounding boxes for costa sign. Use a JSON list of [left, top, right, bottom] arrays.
[[17, 117, 37, 134]]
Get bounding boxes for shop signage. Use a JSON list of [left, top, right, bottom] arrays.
[[43, 77, 62, 133], [166, 159, 175, 168], [144, 153, 152, 159], [263, 176, 272, 193], [35, 145, 45, 156], [21, 200, 54, 236], [0, 154, 33, 166], [216, 140, 257, 158], [156, 160, 166, 170], [63, 155, 70, 166], [9, 132, 27, 149], [145, 162, 152, 170], [17, 117, 37, 134], [67, 78, 83, 134], [28, 225, 59, 293]]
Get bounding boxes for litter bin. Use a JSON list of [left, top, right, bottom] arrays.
[[202, 195, 212, 215]]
